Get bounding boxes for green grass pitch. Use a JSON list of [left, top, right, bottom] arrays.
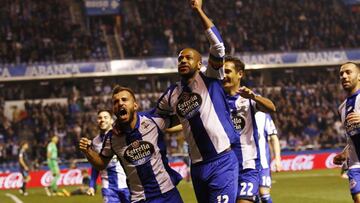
[[0, 169, 352, 203]]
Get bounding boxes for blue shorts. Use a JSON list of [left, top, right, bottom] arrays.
[[348, 168, 360, 195], [191, 150, 239, 203], [135, 188, 183, 203], [259, 168, 272, 188], [102, 187, 131, 203], [238, 168, 260, 201]]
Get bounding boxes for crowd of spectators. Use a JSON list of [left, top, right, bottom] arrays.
[[0, 67, 347, 172], [0, 0, 359, 64], [123, 0, 360, 57], [0, 0, 108, 65]]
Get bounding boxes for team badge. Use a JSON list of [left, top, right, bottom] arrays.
[[176, 92, 202, 119], [231, 111, 246, 130], [124, 140, 155, 166]]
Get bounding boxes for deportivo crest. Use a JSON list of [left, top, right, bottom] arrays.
[[176, 92, 202, 119], [124, 140, 155, 166], [231, 111, 246, 130]]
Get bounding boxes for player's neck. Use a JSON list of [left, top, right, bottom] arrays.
[[349, 85, 360, 96]]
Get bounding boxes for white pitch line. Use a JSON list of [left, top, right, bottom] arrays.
[[5, 193, 23, 203]]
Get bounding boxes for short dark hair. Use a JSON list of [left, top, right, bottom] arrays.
[[97, 109, 112, 117], [225, 55, 245, 72], [341, 61, 360, 69], [112, 85, 136, 101]]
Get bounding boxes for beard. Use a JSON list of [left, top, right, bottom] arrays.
[[180, 68, 197, 80]]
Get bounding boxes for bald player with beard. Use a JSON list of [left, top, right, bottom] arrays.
[[333, 62, 360, 203], [156, 0, 239, 202]]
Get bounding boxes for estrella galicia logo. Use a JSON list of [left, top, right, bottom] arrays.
[[345, 121, 360, 136], [176, 92, 202, 119], [231, 111, 246, 130], [124, 140, 155, 166]]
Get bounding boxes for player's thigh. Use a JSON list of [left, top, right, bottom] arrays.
[[259, 168, 272, 189], [102, 188, 122, 203], [208, 151, 239, 203], [237, 169, 260, 202]]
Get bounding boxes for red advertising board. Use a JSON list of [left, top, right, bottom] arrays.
[[270, 151, 340, 171], [0, 162, 189, 190], [0, 152, 340, 190]]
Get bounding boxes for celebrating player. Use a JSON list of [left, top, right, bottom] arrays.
[[222, 55, 276, 203], [156, 0, 240, 202], [79, 86, 183, 203], [86, 109, 130, 203], [333, 62, 360, 203]]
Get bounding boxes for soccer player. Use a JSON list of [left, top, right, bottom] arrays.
[[222, 55, 276, 203], [255, 112, 281, 203], [45, 135, 60, 195], [79, 86, 183, 203], [155, 1, 239, 202], [86, 109, 130, 203], [45, 135, 69, 196], [18, 141, 31, 196], [333, 62, 360, 203]]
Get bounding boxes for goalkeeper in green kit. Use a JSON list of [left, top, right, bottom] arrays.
[[44, 135, 69, 196]]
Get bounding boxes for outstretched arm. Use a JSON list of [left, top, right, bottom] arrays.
[[237, 86, 276, 113]]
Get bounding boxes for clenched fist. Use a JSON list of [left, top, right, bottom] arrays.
[[190, 0, 202, 10], [79, 137, 92, 153]]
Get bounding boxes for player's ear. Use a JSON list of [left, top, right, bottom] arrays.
[[238, 70, 244, 80], [134, 102, 139, 111]]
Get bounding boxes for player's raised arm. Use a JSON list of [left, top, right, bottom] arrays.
[[191, 0, 225, 71]]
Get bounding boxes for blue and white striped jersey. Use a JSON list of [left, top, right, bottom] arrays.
[[100, 112, 182, 202], [227, 94, 260, 170], [89, 132, 128, 190], [255, 112, 278, 169], [339, 90, 360, 169], [156, 26, 238, 164]]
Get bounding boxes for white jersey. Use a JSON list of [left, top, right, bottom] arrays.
[[100, 112, 182, 202], [90, 132, 128, 189], [227, 94, 260, 170], [256, 112, 278, 169], [339, 90, 360, 169]]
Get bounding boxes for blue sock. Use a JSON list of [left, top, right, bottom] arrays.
[[255, 195, 260, 203], [261, 194, 273, 203]]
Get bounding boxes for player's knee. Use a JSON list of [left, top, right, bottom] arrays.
[[260, 194, 273, 203], [259, 187, 270, 196]]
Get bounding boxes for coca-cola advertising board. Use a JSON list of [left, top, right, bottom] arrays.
[[0, 168, 84, 190], [270, 151, 341, 171], [0, 162, 189, 190]]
